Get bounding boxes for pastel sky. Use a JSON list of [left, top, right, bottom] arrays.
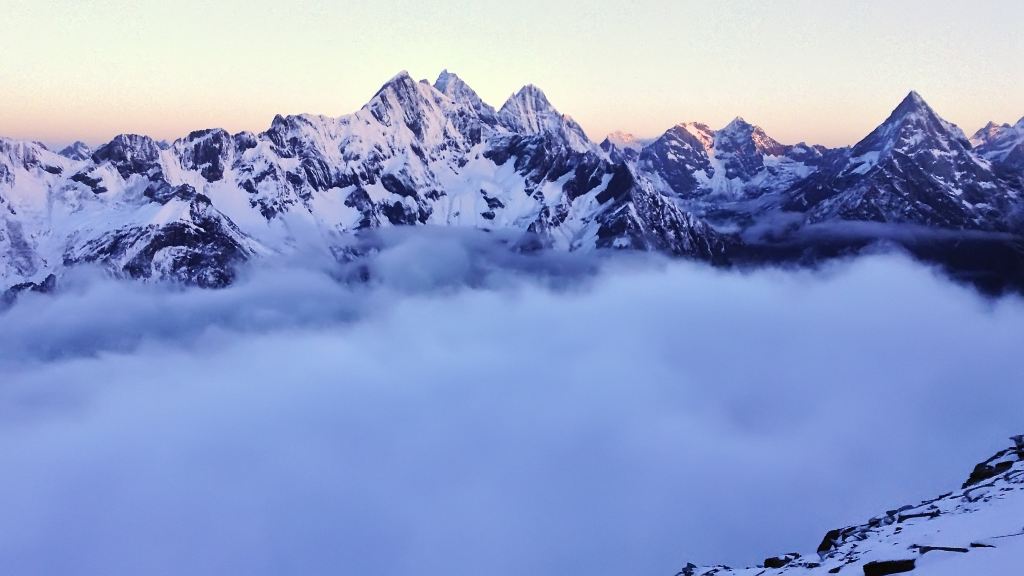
[[2, 0, 1022, 148]]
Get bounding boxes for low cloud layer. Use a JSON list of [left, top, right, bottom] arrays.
[[1, 236, 1022, 576]]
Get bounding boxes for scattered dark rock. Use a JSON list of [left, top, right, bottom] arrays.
[[862, 559, 915, 576], [676, 562, 698, 576], [70, 171, 108, 194], [763, 553, 800, 569], [481, 191, 505, 210], [912, 545, 968, 555], [897, 510, 941, 523]]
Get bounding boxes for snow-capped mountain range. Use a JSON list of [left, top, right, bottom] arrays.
[[1, 71, 1022, 291], [679, 435, 1024, 576]]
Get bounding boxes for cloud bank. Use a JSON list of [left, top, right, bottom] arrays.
[[1, 237, 1022, 576]]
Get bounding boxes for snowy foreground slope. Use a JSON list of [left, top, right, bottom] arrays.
[[1, 71, 1022, 293], [680, 437, 1024, 576]]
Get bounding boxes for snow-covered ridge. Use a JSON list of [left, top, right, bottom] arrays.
[[680, 436, 1024, 576]]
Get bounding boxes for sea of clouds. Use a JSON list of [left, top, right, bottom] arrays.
[[1, 230, 1022, 576]]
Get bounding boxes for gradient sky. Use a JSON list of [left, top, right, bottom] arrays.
[[2, 0, 1022, 148]]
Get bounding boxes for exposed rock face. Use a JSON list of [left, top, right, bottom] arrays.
[[91, 134, 164, 179]]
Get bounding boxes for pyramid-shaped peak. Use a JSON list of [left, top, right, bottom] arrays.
[[892, 90, 935, 117], [849, 90, 971, 160], [866, 90, 965, 142]]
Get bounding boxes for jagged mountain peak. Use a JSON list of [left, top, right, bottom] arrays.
[[499, 84, 575, 127], [669, 122, 715, 149], [498, 84, 594, 152], [92, 133, 162, 174], [503, 84, 551, 110], [359, 69, 506, 147], [358, 70, 457, 145], [367, 70, 431, 105], [433, 69, 498, 123], [184, 128, 230, 142], [100, 133, 159, 147], [971, 121, 1014, 145], [58, 141, 93, 161], [970, 116, 1024, 172], [637, 117, 834, 202], [716, 117, 786, 156], [433, 69, 465, 94]]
